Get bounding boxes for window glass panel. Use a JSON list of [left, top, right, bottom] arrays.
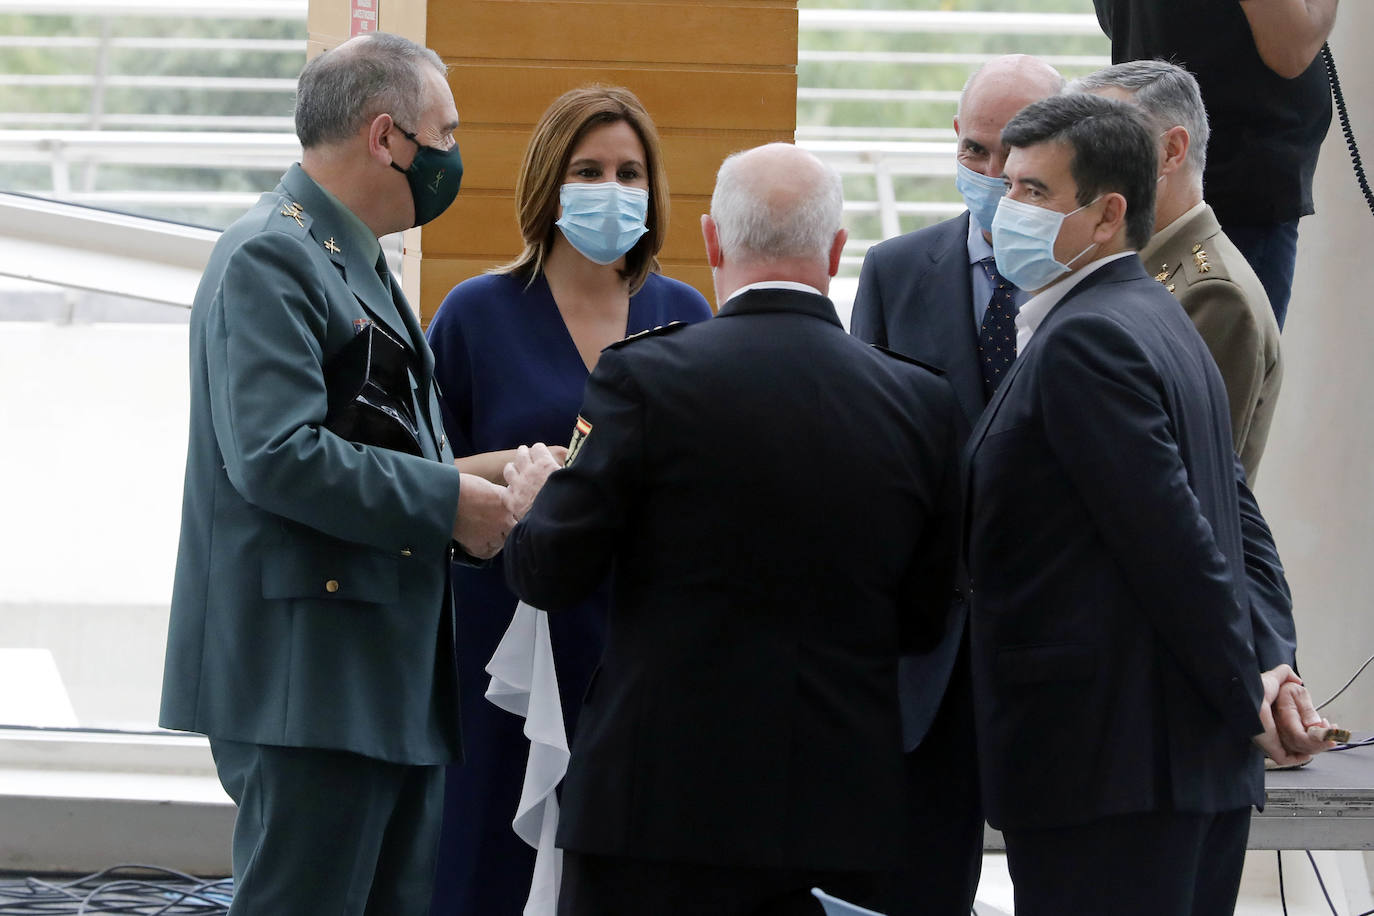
[[0, 3, 306, 731]]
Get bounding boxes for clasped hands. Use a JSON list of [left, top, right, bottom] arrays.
[[1253, 664, 1343, 767], [450, 444, 566, 559], [459, 454, 1345, 772]]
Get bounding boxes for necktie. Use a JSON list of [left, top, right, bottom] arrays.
[[978, 258, 1018, 398]]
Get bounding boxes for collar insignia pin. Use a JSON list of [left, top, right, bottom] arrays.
[[280, 201, 305, 227], [325, 237, 341, 254], [1192, 244, 1211, 274]]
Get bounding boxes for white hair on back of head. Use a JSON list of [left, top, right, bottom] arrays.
[[710, 144, 843, 263]]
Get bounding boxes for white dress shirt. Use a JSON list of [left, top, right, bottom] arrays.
[[1014, 251, 1136, 351]]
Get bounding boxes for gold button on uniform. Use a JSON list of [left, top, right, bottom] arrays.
[[325, 579, 340, 594], [400, 548, 412, 557]]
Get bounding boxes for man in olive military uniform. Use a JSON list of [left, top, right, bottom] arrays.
[[1074, 60, 1281, 483], [159, 33, 512, 916]]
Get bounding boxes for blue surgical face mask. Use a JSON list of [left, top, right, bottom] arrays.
[[990, 194, 1101, 292], [955, 162, 1006, 234], [555, 182, 650, 265]]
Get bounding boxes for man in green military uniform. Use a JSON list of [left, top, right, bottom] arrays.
[[1075, 60, 1283, 483], [160, 32, 512, 915]]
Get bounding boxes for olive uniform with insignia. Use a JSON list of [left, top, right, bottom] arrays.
[[1141, 203, 1282, 481], [161, 162, 464, 765]]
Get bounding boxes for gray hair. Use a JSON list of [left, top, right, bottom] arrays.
[[294, 33, 447, 149], [1069, 59, 1210, 178], [710, 144, 843, 263]]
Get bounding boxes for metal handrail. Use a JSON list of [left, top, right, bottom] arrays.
[[0, 114, 295, 129], [0, 75, 297, 91], [797, 9, 1103, 35], [0, 130, 300, 165], [800, 50, 1109, 67], [0, 37, 305, 52], [0, 3, 1108, 264], [0, 0, 306, 17]]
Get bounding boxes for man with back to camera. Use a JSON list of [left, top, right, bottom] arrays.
[[964, 93, 1312, 915], [849, 54, 1063, 915], [159, 33, 513, 915], [1092, 0, 1339, 329], [1071, 60, 1282, 485], [498, 142, 962, 915]]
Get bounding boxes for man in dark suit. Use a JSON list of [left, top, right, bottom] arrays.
[[500, 142, 961, 916], [855, 55, 1328, 916], [965, 93, 1303, 916], [849, 54, 1064, 916], [159, 33, 513, 916]]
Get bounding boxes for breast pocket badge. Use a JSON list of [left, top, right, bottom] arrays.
[[566, 415, 592, 466]]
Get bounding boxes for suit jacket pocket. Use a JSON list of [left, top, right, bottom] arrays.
[[262, 535, 399, 604], [995, 643, 1098, 686]]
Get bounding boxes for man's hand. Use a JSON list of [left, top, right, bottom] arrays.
[[1274, 677, 1342, 756], [502, 443, 563, 522], [1254, 665, 1313, 766], [452, 473, 516, 559]]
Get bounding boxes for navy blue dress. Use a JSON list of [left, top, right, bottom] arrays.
[[425, 269, 712, 916]]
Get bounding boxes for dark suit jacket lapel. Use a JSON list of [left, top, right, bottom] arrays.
[[964, 345, 1028, 459], [959, 255, 1145, 564], [922, 212, 986, 427]]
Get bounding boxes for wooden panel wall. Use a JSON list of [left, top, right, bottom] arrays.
[[308, 0, 799, 324]]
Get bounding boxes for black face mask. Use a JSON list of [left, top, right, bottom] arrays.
[[389, 124, 463, 227]]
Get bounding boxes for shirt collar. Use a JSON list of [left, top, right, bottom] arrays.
[[313, 180, 382, 269], [966, 213, 995, 266], [1144, 200, 1208, 261], [1014, 251, 1136, 351], [724, 279, 826, 305]]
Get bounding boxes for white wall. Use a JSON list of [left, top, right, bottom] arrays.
[[1255, 6, 1374, 730]]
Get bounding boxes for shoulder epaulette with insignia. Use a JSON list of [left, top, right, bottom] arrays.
[[268, 195, 312, 236], [871, 344, 945, 376], [1181, 238, 1232, 284], [606, 321, 691, 350]]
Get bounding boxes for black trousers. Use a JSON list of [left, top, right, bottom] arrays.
[[1002, 808, 1251, 916], [210, 738, 444, 916], [558, 851, 884, 916], [885, 644, 983, 916]]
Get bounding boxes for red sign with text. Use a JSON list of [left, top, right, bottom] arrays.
[[351, 0, 378, 36]]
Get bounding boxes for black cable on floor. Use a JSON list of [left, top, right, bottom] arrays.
[[1279, 850, 1290, 916], [1307, 849, 1342, 915], [0, 866, 230, 916]]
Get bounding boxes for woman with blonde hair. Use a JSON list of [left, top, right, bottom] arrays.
[[425, 85, 711, 915]]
